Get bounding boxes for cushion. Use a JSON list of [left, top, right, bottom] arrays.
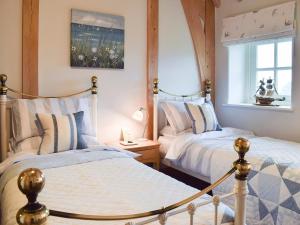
[[36, 111, 87, 154], [10, 95, 96, 152], [160, 98, 205, 134], [184, 102, 222, 134]]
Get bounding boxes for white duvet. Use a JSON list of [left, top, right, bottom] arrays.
[[164, 128, 255, 177], [0, 147, 233, 225]]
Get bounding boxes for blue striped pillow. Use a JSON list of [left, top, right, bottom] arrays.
[[184, 102, 222, 134], [35, 111, 87, 154]]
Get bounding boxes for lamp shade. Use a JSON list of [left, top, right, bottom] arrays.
[[132, 108, 144, 122]]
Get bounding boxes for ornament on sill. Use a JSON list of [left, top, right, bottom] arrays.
[[255, 78, 285, 106]]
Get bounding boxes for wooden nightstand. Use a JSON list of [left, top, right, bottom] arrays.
[[109, 140, 160, 170]]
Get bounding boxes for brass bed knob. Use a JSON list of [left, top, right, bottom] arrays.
[[16, 168, 49, 225], [233, 138, 251, 180]]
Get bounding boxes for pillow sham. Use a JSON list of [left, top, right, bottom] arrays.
[[36, 111, 87, 154], [11, 95, 96, 143], [184, 102, 222, 134], [10, 95, 97, 153], [160, 98, 205, 134]]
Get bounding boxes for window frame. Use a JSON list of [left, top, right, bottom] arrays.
[[249, 37, 294, 106]]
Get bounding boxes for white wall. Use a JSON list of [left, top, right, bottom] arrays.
[[39, 0, 147, 142], [0, 0, 147, 142], [0, 0, 22, 90], [158, 0, 200, 95], [216, 0, 300, 142]]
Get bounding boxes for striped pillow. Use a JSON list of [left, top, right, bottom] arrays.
[[184, 102, 222, 134], [160, 98, 205, 134], [11, 95, 96, 142], [10, 95, 96, 153], [36, 111, 87, 154]]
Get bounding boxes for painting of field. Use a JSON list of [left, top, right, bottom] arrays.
[[71, 9, 124, 69]]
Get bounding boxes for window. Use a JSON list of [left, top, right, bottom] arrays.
[[228, 38, 293, 107]]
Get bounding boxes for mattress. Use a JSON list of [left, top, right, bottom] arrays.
[[0, 147, 233, 225]]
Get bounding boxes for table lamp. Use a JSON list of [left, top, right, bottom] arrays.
[[132, 107, 148, 141]]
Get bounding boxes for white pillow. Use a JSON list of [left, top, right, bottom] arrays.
[[160, 98, 205, 134], [184, 102, 222, 134], [160, 125, 192, 137]]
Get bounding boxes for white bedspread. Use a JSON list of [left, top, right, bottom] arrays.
[[164, 128, 254, 177], [0, 148, 233, 225]]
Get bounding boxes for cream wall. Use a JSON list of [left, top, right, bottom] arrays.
[[216, 0, 300, 142], [0, 0, 22, 91], [158, 0, 200, 95], [0, 0, 147, 142], [39, 0, 147, 142]]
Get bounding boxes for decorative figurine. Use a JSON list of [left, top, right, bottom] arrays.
[[255, 78, 285, 106]]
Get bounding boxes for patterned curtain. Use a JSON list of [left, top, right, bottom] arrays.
[[221, 1, 296, 45]]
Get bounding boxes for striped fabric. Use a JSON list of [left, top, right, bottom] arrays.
[[36, 111, 87, 154], [10, 95, 96, 153], [160, 98, 204, 134], [184, 102, 222, 134]]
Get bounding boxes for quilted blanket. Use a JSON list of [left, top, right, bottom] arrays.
[[164, 128, 300, 225], [0, 147, 234, 225], [208, 137, 300, 225]]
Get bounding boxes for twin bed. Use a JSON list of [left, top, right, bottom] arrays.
[[153, 80, 300, 225], [0, 75, 250, 225]]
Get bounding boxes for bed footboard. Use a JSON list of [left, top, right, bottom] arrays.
[[16, 138, 251, 225]]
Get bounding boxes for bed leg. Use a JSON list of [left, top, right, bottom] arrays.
[[233, 138, 251, 225], [16, 168, 49, 225]]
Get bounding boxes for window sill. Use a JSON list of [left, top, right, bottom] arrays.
[[223, 103, 293, 112]]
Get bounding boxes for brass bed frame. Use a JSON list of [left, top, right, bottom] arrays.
[[0, 74, 251, 225]]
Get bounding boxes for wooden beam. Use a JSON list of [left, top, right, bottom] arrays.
[[146, 0, 158, 140], [22, 0, 39, 96], [205, 0, 216, 102], [181, 0, 207, 87], [212, 0, 221, 8]]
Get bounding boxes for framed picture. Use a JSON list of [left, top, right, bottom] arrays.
[[71, 9, 124, 69]]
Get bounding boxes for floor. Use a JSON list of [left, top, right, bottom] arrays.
[[159, 164, 213, 195]]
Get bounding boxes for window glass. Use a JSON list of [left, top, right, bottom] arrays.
[[277, 70, 292, 96], [256, 43, 274, 68], [277, 41, 292, 67]]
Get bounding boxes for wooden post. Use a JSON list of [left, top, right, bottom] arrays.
[[147, 0, 158, 140], [22, 0, 39, 97]]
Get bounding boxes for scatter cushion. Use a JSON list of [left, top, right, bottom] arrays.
[[184, 102, 222, 134], [10, 95, 96, 153], [36, 111, 87, 154], [160, 98, 205, 134]]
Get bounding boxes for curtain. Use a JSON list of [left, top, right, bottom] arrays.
[[221, 1, 296, 45]]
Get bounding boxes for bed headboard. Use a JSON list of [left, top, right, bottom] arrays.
[[0, 74, 98, 162], [152, 79, 212, 141]]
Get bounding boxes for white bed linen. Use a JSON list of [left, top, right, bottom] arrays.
[[158, 136, 175, 156], [162, 127, 254, 177], [1, 149, 233, 225]]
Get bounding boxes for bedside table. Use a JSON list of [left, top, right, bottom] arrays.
[[109, 140, 160, 170]]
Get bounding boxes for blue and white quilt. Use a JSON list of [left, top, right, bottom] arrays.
[[164, 128, 300, 225], [210, 136, 300, 225]]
